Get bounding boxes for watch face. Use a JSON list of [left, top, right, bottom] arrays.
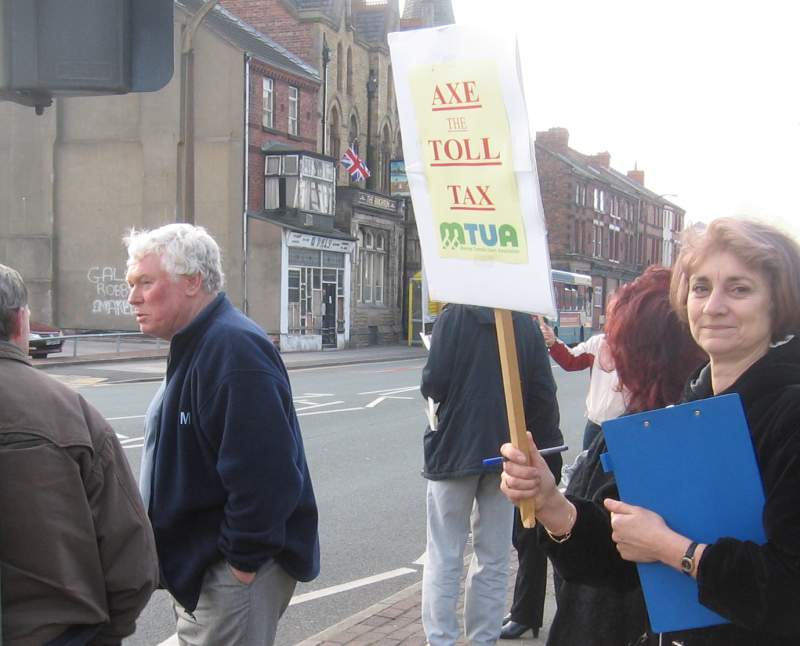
[[680, 556, 693, 574]]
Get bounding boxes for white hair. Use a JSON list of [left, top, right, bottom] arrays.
[[124, 224, 225, 294]]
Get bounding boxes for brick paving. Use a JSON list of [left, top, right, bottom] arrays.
[[296, 553, 557, 646]]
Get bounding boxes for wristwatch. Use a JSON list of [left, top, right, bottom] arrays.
[[680, 541, 699, 577]]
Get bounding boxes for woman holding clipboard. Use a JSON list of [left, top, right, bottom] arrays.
[[500, 218, 800, 645]]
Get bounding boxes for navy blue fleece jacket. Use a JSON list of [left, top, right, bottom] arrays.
[[148, 294, 319, 612]]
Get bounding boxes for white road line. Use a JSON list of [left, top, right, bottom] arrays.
[[358, 385, 419, 395], [115, 433, 129, 440], [294, 400, 345, 412], [289, 567, 416, 606], [157, 567, 419, 645], [414, 552, 426, 566], [120, 436, 144, 445], [108, 414, 146, 421], [296, 406, 363, 417], [364, 395, 414, 408], [122, 443, 144, 450]]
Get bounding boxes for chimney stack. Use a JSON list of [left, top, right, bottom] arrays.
[[589, 151, 611, 168], [535, 127, 569, 152], [627, 168, 645, 185]]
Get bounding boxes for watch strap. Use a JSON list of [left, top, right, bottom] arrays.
[[680, 540, 699, 576]]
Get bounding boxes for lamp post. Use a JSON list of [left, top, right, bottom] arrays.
[[365, 69, 377, 190], [321, 36, 330, 156]]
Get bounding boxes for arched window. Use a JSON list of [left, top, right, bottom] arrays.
[[336, 43, 342, 92], [346, 47, 353, 95]]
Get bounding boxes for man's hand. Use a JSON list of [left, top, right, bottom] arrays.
[[228, 564, 256, 585]]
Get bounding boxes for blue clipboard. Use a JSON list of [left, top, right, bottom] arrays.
[[600, 393, 766, 633]]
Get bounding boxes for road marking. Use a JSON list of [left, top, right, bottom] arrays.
[[364, 395, 414, 408], [294, 400, 345, 412], [156, 567, 419, 645], [297, 406, 363, 417], [358, 385, 419, 395], [108, 414, 146, 421], [414, 552, 426, 566], [122, 443, 144, 450], [115, 433, 129, 439], [289, 567, 416, 606]]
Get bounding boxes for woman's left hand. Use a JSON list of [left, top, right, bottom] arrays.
[[604, 498, 672, 563]]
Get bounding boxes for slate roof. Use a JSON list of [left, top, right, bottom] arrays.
[[177, 0, 320, 82], [536, 141, 681, 208]]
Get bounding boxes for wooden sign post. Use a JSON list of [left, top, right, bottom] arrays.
[[494, 308, 537, 528]]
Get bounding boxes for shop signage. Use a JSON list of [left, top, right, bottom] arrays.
[[356, 191, 398, 212], [287, 231, 354, 253]]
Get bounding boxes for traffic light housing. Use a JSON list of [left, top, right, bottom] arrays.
[[0, 0, 174, 113]]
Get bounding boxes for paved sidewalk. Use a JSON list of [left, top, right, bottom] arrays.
[[296, 553, 557, 646], [34, 342, 429, 373]]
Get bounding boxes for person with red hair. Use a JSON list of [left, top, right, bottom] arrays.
[[506, 266, 706, 645], [501, 217, 800, 645]]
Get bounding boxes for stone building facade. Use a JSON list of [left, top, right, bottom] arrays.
[[0, 1, 322, 336]]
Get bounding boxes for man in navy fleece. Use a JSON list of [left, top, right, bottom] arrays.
[[125, 223, 319, 645]]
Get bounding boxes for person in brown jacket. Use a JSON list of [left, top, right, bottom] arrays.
[[0, 263, 159, 646]]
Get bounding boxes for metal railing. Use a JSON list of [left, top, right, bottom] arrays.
[[54, 331, 166, 358]]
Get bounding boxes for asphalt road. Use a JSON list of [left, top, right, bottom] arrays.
[[62, 357, 588, 645]]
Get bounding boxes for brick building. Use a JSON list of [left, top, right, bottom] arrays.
[[535, 127, 685, 329], [221, 0, 455, 347]]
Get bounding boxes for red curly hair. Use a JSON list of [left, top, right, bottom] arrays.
[[604, 266, 706, 413]]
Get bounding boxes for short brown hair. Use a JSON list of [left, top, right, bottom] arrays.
[[670, 218, 800, 341]]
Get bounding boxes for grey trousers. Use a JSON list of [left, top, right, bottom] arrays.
[[174, 559, 297, 645], [421, 473, 514, 646]]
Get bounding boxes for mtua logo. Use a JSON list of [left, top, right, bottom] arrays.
[[179, 411, 191, 425], [439, 222, 519, 250]]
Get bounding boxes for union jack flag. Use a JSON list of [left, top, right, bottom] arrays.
[[340, 145, 371, 182]]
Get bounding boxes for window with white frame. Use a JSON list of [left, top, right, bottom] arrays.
[[288, 86, 299, 135], [358, 227, 387, 305], [593, 187, 605, 213], [593, 223, 604, 258], [262, 77, 274, 128]]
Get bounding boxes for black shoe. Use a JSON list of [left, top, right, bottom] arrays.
[[500, 621, 531, 639], [502, 613, 512, 626]]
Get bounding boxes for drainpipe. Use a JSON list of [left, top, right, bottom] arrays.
[[321, 35, 330, 155], [177, 0, 220, 224], [242, 54, 251, 314]]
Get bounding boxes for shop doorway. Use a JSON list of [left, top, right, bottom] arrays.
[[322, 283, 337, 348]]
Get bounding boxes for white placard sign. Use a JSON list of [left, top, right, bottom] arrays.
[[389, 25, 555, 316]]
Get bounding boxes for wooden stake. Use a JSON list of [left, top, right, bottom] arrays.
[[494, 308, 537, 528]]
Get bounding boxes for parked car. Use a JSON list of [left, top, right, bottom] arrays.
[[29, 321, 64, 358]]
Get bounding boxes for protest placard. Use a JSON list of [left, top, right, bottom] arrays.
[[390, 25, 554, 526]]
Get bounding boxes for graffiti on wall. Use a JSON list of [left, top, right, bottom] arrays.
[[87, 266, 133, 317]]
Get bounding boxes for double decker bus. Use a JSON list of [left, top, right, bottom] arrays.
[[550, 269, 594, 344]]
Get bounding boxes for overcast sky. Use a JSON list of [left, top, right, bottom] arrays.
[[398, 0, 800, 237]]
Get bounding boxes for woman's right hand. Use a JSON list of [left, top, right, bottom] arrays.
[[500, 433, 575, 534]]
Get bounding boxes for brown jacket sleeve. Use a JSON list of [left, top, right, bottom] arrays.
[[82, 398, 159, 645]]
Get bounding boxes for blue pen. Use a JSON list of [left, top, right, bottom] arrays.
[[482, 444, 568, 467]]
